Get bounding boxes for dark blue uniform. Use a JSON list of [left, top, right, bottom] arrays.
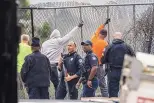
[[56, 52, 85, 99], [21, 51, 51, 99], [81, 51, 99, 97], [102, 39, 135, 97]]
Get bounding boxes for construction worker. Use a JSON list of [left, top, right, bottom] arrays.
[[17, 34, 32, 74], [41, 22, 83, 95], [79, 40, 99, 97], [17, 34, 32, 98], [21, 37, 51, 99], [56, 41, 85, 99], [101, 32, 135, 97], [91, 19, 110, 97]]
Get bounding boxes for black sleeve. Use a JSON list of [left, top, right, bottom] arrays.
[[20, 56, 31, 83], [89, 55, 98, 67], [101, 45, 112, 64], [75, 55, 86, 77], [126, 44, 136, 57]]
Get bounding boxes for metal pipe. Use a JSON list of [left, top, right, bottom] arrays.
[[54, 8, 57, 29], [30, 9, 34, 37], [79, 7, 83, 42], [19, 3, 154, 10], [133, 5, 137, 52], [79, 7, 84, 56], [107, 6, 110, 43]]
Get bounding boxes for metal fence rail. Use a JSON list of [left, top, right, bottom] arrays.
[[18, 3, 154, 99]]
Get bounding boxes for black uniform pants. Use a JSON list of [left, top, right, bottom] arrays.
[[27, 87, 49, 99], [107, 69, 121, 98], [50, 64, 59, 94], [56, 79, 78, 99]]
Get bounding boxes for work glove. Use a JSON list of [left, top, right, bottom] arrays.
[[78, 20, 84, 27], [104, 18, 111, 25]]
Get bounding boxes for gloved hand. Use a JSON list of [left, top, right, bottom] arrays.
[[78, 20, 84, 27], [104, 18, 111, 25]]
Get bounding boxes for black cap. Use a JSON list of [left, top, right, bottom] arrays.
[[100, 29, 107, 35], [31, 37, 40, 47], [81, 40, 92, 46]]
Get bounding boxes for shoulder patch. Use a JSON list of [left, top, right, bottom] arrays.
[[70, 58, 74, 61], [92, 56, 97, 60]]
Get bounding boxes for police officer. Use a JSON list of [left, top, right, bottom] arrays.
[[21, 37, 51, 99], [79, 40, 99, 97], [101, 32, 135, 97], [56, 41, 85, 99]]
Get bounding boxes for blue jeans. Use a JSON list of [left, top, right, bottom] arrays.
[[81, 78, 98, 97]]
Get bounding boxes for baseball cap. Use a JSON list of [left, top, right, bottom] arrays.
[[81, 40, 92, 46], [31, 37, 40, 47]]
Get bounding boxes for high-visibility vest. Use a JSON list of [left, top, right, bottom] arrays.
[[17, 43, 32, 73]]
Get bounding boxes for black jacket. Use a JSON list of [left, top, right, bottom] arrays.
[[63, 52, 85, 77], [84, 51, 98, 80], [101, 39, 135, 68], [21, 51, 51, 88]]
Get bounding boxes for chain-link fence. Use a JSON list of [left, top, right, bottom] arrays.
[[18, 3, 154, 99]]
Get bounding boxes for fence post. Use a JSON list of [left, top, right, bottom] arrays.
[[54, 8, 57, 29], [79, 7, 84, 56], [30, 9, 34, 37], [107, 6, 110, 43], [133, 4, 137, 52], [79, 7, 83, 42]]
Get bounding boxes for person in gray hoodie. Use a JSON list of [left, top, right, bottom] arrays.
[[41, 22, 83, 96]]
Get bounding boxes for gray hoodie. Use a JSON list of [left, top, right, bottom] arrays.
[[41, 26, 79, 64]]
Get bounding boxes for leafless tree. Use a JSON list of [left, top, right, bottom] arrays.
[[124, 7, 154, 53]]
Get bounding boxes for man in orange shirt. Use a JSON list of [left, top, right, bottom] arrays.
[[91, 19, 110, 97]]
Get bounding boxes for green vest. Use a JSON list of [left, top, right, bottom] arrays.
[[17, 43, 32, 73]]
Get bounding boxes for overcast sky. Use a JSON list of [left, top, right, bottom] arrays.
[[30, 0, 113, 5]]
